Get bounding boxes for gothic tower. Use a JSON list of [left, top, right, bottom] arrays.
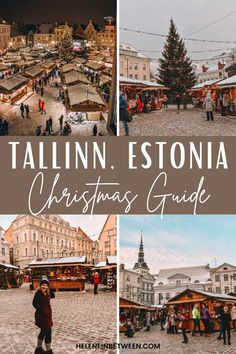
[[133, 232, 150, 274]]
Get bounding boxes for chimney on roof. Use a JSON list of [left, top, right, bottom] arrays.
[[218, 61, 225, 70], [202, 65, 209, 73]]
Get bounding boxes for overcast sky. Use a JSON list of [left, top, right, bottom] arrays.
[[120, 0, 236, 63], [120, 215, 236, 274], [1, 0, 116, 24], [0, 215, 107, 240]]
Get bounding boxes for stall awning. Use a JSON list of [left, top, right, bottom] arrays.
[[28, 256, 87, 267], [120, 304, 148, 309], [168, 298, 206, 305]]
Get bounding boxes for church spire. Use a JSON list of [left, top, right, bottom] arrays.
[[133, 231, 149, 273]]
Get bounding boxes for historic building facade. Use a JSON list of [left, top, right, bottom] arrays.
[[0, 226, 10, 264], [84, 20, 98, 42], [0, 21, 11, 51], [96, 17, 115, 48], [153, 265, 212, 305], [9, 215, 94, 269], [54, 24, 73, 44], [211, 263, 236, 294], [98, 215, 117, 262], [120, 43, 151, 81]]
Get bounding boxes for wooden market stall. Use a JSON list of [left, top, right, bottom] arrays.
[[119, 297, 150, 332], [217, 75, 236, 115], [64, 70, 90, 86], [28, 256, 92, 291], [23, 65, 45, 82], [119, 76, 169, 113], [168, 288, 236, 332], [66, 84, 106, 112], [0, 74, 29, 104], [188, 79, 223, 108], [0, 263, 23, 289], [95, 256, 117, 291]]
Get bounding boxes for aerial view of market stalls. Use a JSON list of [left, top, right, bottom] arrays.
[[0, 17, 116, 136]]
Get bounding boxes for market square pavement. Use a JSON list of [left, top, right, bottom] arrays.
[[120, 322, 236, 354], [0, 283, 116, 354], [119, 105, 236, 136]]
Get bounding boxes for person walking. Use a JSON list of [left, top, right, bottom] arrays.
[[25, 104, 30, 118], [223, 91, 230, 115], [216, 302, 224, 340], [32, 276, 55, 354], [20, 103, 25, 118], [92, 124, 98, 136], [180, 309, 189, 344], [58, 115, 64, 131], [203, 92, 214, 121], [93, 272, 100, 295], [231, 305, 236, 332], [176, 94, 181, 110], [192, 304, 203, 336], [222, 306, 231, 346], [182, 92, 188, 110], [145, 311, 151, 331], [48, 116, 53, 132], [41, 101, 46, 115], [120, 93, 130, 136], [38, 98, 42, 112], [202, 303, 211, 337]]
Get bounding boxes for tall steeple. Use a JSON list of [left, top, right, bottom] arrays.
[[133, 232, 149, 274]]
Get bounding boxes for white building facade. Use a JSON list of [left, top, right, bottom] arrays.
[[211, 263, 236, 294], [154, 265, 212, 305], [120, 43, 151, 81]]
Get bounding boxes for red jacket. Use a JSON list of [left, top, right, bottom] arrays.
[[33, 289, 53, 329], [93, 274, 100, 285], [181, 313, 189, 330]]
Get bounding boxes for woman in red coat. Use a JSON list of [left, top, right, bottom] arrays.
[[180, 309, 189, 344], [33, 277, 55, 354]]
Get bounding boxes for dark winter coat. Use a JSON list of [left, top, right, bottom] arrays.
[[221, 312, 231, 329], [33, 289, 54, 329]]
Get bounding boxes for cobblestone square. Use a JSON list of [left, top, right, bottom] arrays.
[[120, 323, 236, 354], [0, 283, 116, 354], [120, 106, 236, 136]]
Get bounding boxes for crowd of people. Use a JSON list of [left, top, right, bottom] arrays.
[[122, 302, 236, 346]]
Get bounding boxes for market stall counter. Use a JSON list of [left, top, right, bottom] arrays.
[[28, 256, 92, 291], [0, 263, 23, 289]]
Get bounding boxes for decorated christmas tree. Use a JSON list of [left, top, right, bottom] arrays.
[[158, 19, 196, 94], [59, 24, 75, 62]]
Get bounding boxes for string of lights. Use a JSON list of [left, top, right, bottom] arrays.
[[120, 27, 236, 44], [186, 9, 236, 36], [137, 48, 234, 54]]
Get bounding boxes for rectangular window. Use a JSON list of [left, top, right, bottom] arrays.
[[215, 275, 220, 282], [233, 274, 236, 281], [2, 248, 5, 256], [225, 286, 230, 294], [224, 274, 229, 281], [166, 292, 170, 300], [216, 287, 221, 293]]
